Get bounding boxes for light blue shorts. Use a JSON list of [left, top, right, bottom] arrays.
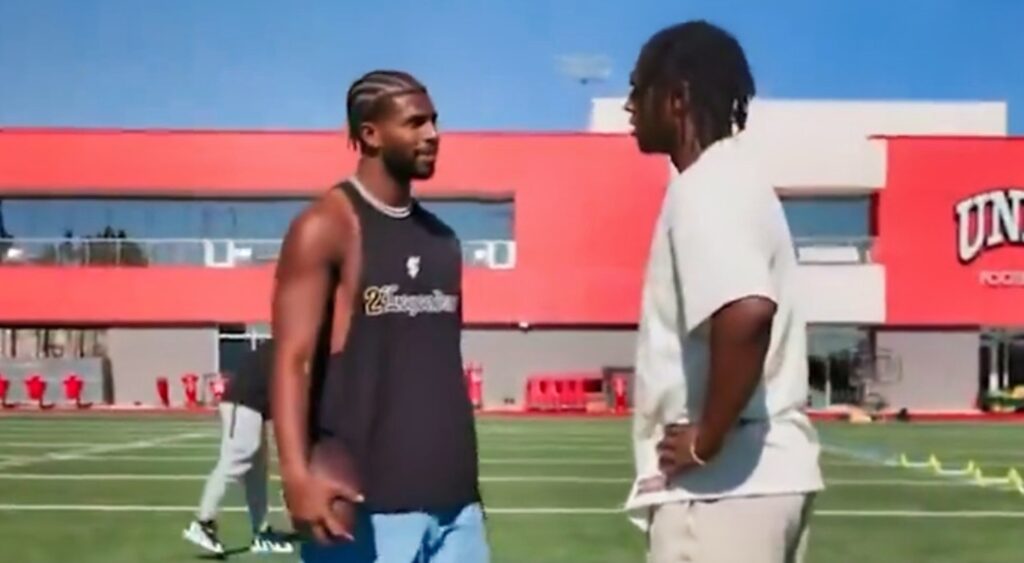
[[300, 502, 490, 563]]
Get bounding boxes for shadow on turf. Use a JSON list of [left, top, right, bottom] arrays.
[[196, 546, 250, 560]]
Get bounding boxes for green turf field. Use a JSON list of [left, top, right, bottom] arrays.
[[1, 415, 1023, 562]]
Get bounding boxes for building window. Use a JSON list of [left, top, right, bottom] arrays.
[[421, 199, 514, 242], [0, 197, 514, 241], [0, 327, 106, 360], [423, 199, 515, 268], [0, 197, 515, 268], [782, 196, 874, 264], [782, 196, 872, 239], [0, 198, 309, 240]]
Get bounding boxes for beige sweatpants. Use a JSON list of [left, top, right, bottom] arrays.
[[647, 494, 815, 563], [196, 402, 269, 533]]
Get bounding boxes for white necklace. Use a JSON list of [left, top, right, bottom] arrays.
[[349, 176, 412, 219]]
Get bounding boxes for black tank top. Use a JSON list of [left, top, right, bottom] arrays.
[[310, 180, 481, 512]]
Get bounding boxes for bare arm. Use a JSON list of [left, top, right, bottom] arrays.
[[271, 207, 342, 483], [696, 297, 775, 459]]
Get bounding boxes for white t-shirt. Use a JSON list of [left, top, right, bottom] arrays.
[[624, 133, 824, 528]]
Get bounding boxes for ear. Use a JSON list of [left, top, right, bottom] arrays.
[[359, 122, 382, 152], [669, 80, 691, 118]]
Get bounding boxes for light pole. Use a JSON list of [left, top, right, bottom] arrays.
[[556, 53, 613, 129], [556, 54, 613, 86]]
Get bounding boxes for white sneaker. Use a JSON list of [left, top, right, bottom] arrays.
[[250, 526, 295, 554], [183, 520, 225, 555]]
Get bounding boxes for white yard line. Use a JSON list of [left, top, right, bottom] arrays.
[[482, 476, 628, 483], [3, 442, 629, 452], [825, 478, 983, 487], [0, 454, 220, 462], [1, 430, 620, 441], [479, 448, 630, 456], [0, 453, 899, 467], [0, 504, 1023, 518], [0, 503, 623, 514], [814, 509, 1024, 518], [0, 473, 987, 488], [0, 434, 622, 446], [477, 431, 622, 442], [0, 441, 216, 448], [1, 444, 218, 452], [0, 424, 214, 432], [880, 452, 1024, 460], [834, 448, 1024, 459], [0, 473, 211, 481], [0, 432, 212, 438], [820, 460, 898, 467], [0, 473, 640, 485], [0, 432, 213, 471], [480, 457, 629, 465], [821, 443, 1024, 494], [0, 454, 638, 464]]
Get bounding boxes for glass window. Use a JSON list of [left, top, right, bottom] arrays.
[[421, 199, 514, 241], [0, 197, 514, 242], [806, 325, 879, 408], [0, 327, 106, 359], [782, 196, 872, 240]]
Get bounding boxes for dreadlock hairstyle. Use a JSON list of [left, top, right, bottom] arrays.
[[636, 20, 755, 149], [345, 70, 428, 151]]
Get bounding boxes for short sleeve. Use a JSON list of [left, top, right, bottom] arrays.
[[668, 182, 777, 334]]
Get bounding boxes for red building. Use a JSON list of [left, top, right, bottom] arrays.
[[0, 129, 667, 406], [2, 125, 1024, 411]]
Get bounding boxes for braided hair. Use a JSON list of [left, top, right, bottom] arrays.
[[345, 70, 427, 151], [635, 20, 755, 148]]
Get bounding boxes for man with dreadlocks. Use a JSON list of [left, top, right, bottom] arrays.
[[622, 21, 823, 562], [271, 70, 489, 562]]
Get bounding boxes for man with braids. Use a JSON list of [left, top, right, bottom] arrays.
[[272, 69, 489, 562], [622, 21, 824, 563]]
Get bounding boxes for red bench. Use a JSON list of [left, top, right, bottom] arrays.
[[524, 372, 632, 413], [0, 374, 11, 408], [181, 373, 200, 408], [24, 374, 54, 409], [525, 377, 557, 411], [62, 373, 92, 409], [464, 363, 483, 410], [208, 373, 228, 406], [156, 376, 170, 407], [525, 373, 597, 412]]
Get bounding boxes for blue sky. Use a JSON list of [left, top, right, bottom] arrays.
[[0, 0, 1020, 132]]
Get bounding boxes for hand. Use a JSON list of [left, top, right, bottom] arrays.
[[281, 468, 363, 545], [656, 423, 706, 478]]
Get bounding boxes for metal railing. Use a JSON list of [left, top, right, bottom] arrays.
[[793, 236, 875, 265], [0, 238, 278, 267], [0, 236, 869, 268], [0, 237, 519, 269]]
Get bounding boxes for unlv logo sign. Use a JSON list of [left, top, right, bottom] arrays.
[[954, 188, 1024, 264], [882, 138, 1024, 323]]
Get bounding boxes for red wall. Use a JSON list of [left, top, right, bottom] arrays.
[[879, 137, 1024, 326], [0, 130, 669, 325]]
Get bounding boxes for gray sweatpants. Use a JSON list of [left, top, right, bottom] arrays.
[[647, 494, 815, 563], [197, 402, 269, 533]]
